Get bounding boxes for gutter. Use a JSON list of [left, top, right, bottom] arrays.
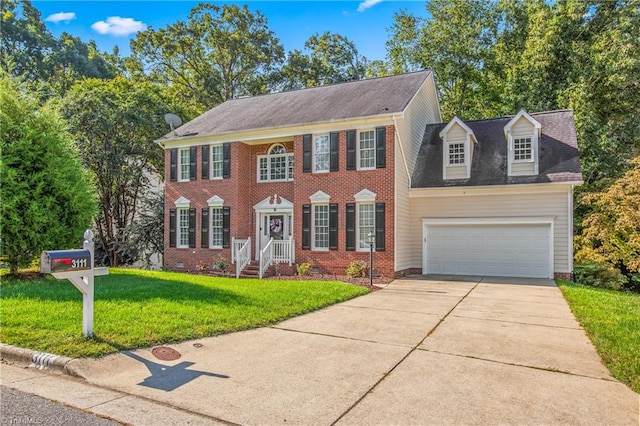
[[392, 114, 412, 187]]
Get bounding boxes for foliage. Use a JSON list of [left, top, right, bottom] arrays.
[[573, 264, 625, 291], [195, 260, 209, 272], [58, 77, 182, 266], [125, 192, 164, 269], [346, 260, 368, 278], [131, 3, 284, 111], [214, 256, 229, 272], [297, 262, 311, 276], [0, 73, 96, 274], [575, 158, 640, 277], [559, 280, 640, 393], [0, 268, 368, 357]]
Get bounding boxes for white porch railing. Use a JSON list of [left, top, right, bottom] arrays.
[[259, 237, 295, 279], [231, 238, 249, 264], [235, 237, 251, 279]]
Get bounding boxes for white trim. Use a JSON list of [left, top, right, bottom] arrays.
[[409, 182, 582, 198], [253, 195, 294, 213], [422, 217, 554, 279], [439, 116, 475, 141], [174, 196, 191, 208], [312, 134, 331, 173], [311, 203, 330, 252], [356, 202, 376, 253], [504, 110, 542, 137], [257, 144, 294, 182], [207, 195, 224, 207], [356, 128, 376, 170], [209, 143, 224, 180], [208, 206, 224, 249], [177, 147, 191, 182], [309, 190, 330, 203], [354, 188, 377, 202], [568, 187, 574, 274], [176, 207, 190, 249]]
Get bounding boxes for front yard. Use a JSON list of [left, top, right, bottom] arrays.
[[0, 268, 368, 358], [558, 280, 640, 393]]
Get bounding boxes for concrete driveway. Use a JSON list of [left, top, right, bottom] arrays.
[[34, 276, 639, 425]]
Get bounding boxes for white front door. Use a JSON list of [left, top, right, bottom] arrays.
[[258, 213, 292, 259]]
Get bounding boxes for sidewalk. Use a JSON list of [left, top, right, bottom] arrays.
[[2, 276, 638, 425]]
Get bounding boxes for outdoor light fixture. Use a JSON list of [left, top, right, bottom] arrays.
[[367, 232, 375, 287]]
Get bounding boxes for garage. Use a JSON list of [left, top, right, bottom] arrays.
[[422, 218, 553, 279]]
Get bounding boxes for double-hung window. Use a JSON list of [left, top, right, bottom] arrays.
[[178, 148, 190, 181], [209, 207, 223, 248], [177, 208, 190, 248], [314, 135, 330, 172], [313, 204, 329, 250], [513, 137, 533, 161], [210, 144, 224, 178], [357, 203, 375, 251], [358, 130, 376, 169], [448, 143, 465, 165], [258, 144, 293, 182]]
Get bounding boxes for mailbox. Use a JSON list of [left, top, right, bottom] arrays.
[[41, 250, 92, 274]]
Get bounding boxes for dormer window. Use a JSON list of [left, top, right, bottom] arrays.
[[504, 110, 541, 176], [440, 116, 477, 180]]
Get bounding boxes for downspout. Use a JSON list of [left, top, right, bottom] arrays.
[[392, 114, 412, 276], [392, 114, 412, 188]]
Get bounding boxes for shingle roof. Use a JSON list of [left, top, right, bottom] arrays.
[[411, 110, 583, 188], [159, 71, 432, 142]]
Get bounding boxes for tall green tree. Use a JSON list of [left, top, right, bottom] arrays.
[[0, 73, 96, 274], [131, 3, 284, 111], [385, 9, 424, 75], [59, 77, 186, 266]]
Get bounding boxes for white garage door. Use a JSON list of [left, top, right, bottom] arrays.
[[423, 222, 552, 278]]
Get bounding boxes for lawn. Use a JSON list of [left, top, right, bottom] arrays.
[[0, 268, 368, 358], [558, 280, 640, 393]]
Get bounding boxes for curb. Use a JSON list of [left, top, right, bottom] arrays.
[[0, 343, 82, 378]]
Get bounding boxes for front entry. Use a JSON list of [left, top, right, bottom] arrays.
[[253, 194, 294, 260]]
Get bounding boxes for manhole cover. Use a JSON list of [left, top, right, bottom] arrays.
[[151, 346, 181, 361]]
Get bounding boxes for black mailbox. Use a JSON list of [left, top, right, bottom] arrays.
[[41, 250, 92, 274]]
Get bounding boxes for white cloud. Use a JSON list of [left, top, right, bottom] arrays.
[[44, 12, 76, 24], [91, 16, 146, 36], [357, 0, 384, 13]]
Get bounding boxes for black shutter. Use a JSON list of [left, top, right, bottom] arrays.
[[170, 149, 177, 182], [376, 127, 386, 168], [346, 130, 356, 170], [346, 203, 356, 251], [302, 134, 312, 173], [202, 145, 209, 180], [223, 143, 231, 178], [189, 146, 197, 180], [375, 203, 385, 251], [302, 204, 311, 250], [169, 208, 176, 247], [222, 206, 230, 248], [201, 208, 209, 248], [329, 203, 338, 250], [188, 207, 196, 248], [330, 132, 339, 171]]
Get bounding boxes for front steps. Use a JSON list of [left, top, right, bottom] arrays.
[[239, 261, 273, 279]]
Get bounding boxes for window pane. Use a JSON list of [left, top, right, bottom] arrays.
[[180, 149, 190, 180], [259, 157, 268, 181], [314, 135, 329, 172], [287, 154, 294, 180], [514, 137, 532, 160], [359, 130, 375, 169], [314, 205, 329, 249], [210, 208, 223, 247], [448, 143, 465, 165], [270, 154, 287, 180], [269, 145, 286, 155], [179, 208, 189, 247], [358, 203, 374, 249], [211, 145, 223, 178]]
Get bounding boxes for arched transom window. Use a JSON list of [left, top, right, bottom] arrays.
[[258, 144, 294, 182]]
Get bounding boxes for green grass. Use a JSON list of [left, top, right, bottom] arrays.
[[1, 268, 368, 358], [558, 280, 640, 393]]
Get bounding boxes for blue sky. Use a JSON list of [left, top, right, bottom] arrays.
[[34, 1, 428, 61]]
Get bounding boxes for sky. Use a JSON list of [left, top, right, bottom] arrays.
[[33, 1, 429, 62]]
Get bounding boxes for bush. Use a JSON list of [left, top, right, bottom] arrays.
[[297, 262, 311, 276], [214, 256, 229, 272], [574, 264, 626, 290], [346, 260, 368, 278]]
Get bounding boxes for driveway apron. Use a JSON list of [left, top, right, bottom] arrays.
[[68, 276, 639, 425]]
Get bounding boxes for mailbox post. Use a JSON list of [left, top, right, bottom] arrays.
[[40, 230, 108, 337]]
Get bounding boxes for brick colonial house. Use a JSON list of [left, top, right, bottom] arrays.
[[156, 71, 582, 279]]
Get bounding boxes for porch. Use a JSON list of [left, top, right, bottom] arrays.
[[232, 237, 295, 279]]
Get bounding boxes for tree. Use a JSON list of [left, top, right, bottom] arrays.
[[59, 77, 185, 266], [0, 73, 96, 274], [385, 9, 425, 75], [131, 3, 284, 111], [575, 157, 640, 276]]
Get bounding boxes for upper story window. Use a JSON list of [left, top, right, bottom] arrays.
[[314, 135, 330, 172], [513, 137, 532, 161], [358, 130, 376, 170], [448, 143, 465, 165], [210, 144, 224, 178], [179, 148, 191, 181], [258, 144, 293, 182]]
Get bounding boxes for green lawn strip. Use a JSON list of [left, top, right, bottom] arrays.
[[1, 268, 368, 358], [558, 280, 640, 393]]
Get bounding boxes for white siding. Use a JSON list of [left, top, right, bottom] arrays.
[[511, 161, 535, 175], [395, 73, 441, 272], [443, 123, 469, 180], [445, 166, 468, 179], [509, 117, 537, 176], [407, 189, 572, 274]]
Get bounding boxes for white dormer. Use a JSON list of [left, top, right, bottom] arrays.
[[440, 116, 477, 180], [504, 110, 541, 176]]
